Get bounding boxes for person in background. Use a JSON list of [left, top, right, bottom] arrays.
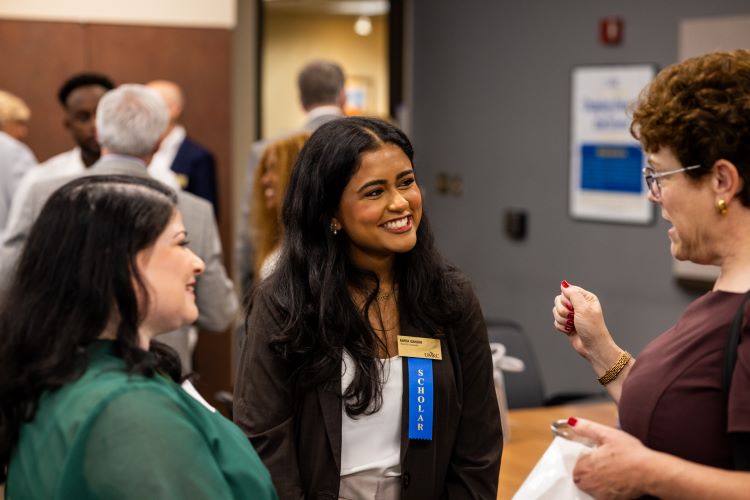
[[0, 90, 36, 238], [0, 120, 36, 240], [237, 59, 346, 291], [552, 49, 750, 497], [0, 84, 238, 374], [0, 90, 31, 141], [52, 73, 116, 170], [249, 131, 309, 280], [0, 174, 277, 499], [7, 73, 115, 234], [235, 117, 502, 499], [148, 79, 219, 217]]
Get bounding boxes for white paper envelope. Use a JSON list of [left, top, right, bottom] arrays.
[[512, 436, 594, 500]]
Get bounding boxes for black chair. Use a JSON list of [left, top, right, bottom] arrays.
[[485, 318, 606, 409]]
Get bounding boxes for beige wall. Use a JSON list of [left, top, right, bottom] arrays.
[[0, 0, 235, 28], [263, 12, 388, 138]]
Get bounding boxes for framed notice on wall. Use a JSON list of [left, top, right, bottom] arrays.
[[569, 64, 657, 224]]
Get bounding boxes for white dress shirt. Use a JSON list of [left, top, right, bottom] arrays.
[[148, 125, 184, 190]]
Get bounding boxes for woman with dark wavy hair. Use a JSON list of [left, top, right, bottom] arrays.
[[0, 175, 276, 499], [234, 117, 502, 499]]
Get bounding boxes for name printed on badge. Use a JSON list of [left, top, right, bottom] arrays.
[[397, 335, 442, 360]]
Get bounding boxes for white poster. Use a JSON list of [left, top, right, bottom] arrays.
[[569, 65, 656, 223]]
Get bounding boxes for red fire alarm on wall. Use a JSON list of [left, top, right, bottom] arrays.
[[599, 17, 624, 46]]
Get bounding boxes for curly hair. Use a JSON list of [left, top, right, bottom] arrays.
[[249, 132, 310, 278], [630, 49, 750, 206]]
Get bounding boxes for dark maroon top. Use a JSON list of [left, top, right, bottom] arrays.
[[620, 291, 750, 468]]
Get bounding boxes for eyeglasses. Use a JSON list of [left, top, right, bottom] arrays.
[[642, 164, 702, 199]]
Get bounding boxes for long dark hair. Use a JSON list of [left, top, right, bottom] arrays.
[[0, 175, 182, 482], [257, 117, 463, 416]]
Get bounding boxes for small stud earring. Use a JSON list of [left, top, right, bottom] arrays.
[[330, 222, 339, 235], [717, 199, 728, 215]]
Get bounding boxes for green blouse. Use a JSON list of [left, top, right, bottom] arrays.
[[6, 341, 277, 500]]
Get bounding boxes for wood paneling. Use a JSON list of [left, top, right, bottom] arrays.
[[0, 18, 234, 410], [0, 19, 87, 161]]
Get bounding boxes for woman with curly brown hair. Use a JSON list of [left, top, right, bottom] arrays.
[[551, 50, 750, 498], [249, 131, 310, 280]]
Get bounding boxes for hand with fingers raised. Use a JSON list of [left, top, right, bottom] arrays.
[[552, 280, 615, 362]]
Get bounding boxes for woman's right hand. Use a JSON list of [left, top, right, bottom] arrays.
[[552, 281, 615, 362]]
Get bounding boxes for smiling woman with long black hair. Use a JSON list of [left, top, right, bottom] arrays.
[[234, 117, 502, 499]]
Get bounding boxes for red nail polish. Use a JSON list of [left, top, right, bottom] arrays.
[[568, 417, 578, 427], [561, 280, 570, 288], [567, 312, 574, 319], [565, 304, 574, 312], [564, 325, 572, 332]]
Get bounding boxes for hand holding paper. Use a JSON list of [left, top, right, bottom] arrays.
[[567, 418, 652, 500]]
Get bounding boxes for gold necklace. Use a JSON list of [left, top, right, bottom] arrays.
[[376, 291, 392, 302]]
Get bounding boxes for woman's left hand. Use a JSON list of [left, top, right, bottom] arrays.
[[568, 418, 653, 499]]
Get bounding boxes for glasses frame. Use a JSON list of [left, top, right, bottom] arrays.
[[642, 164, 702, 199]]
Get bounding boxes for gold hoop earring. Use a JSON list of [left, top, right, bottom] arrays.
[[717, 199, 728, 215]]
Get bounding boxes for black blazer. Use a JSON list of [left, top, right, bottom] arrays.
[[234, 280, 503, 499]]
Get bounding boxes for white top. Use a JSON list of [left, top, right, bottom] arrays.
[[306, 105, 342, 122], [148, 125, 183, 190], [340, 350, 402, 477], [258, 246, 281, 281]]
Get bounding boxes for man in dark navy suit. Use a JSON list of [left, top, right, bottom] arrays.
[[148, 80, 219, 218]]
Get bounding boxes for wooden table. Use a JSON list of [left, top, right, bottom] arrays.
[[498, 401, 618, 499]]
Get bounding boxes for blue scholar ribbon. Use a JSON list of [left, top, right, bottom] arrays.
[[408, 357, 433, 440]]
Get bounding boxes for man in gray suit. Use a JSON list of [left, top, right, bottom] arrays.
[[236, 59, 347, 292], [0, 84, 238, 374]]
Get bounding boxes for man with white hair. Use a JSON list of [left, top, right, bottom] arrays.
[[0, 84, 237, 373]]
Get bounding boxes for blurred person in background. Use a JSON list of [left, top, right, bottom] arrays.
[[249, 131, 309, 280], [0, 84, 237, 373], [7, 73, 115, 234], [0, 89, 31, 141], [237, 59, 346, 292], [0, 90, 36, 238], [148, 79, 219, 217]]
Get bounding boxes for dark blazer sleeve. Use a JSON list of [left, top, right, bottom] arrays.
[[234, 290, 303, 500], [444, 281, 503, 498], [173, 138, 219, 218]]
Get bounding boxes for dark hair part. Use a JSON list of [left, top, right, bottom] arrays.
[[0, 175, 181, 482], [256, 117, 463, 417], [57, 72, 115, 107], [631, 49, 750, 206], [297, 60, 345, 109]]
